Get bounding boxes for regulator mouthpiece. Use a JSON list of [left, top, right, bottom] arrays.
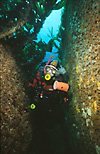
[[45, 74, 51, 81]]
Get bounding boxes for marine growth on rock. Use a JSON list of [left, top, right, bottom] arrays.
[[60, 0, 100, 153], [1, 44, 32, 154]]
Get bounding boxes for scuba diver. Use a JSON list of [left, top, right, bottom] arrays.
[[29, 55, 69, 108]]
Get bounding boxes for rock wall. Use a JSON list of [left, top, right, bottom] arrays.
[[0, 44, 32, 154], [61, 0, 100, 154]]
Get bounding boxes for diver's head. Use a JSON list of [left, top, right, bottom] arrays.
[[46, 66, 56, 77], [45, 60, 60, 77]]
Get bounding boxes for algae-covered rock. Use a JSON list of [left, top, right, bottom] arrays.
[[0, 44, 32, 154], [60, 0, 100, 153]]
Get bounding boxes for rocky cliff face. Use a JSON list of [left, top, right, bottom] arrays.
[[61, 0, 100, 153], [0, 44, 32, 154]]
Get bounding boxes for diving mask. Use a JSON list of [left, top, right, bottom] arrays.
[[46, 66, 56, 75]]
